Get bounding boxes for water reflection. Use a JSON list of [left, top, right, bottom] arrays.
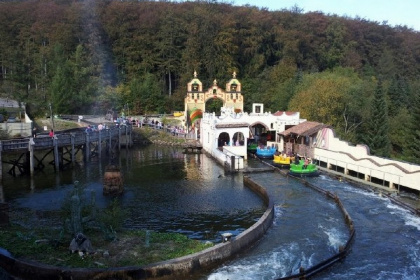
[[2, 145, 265, 242]]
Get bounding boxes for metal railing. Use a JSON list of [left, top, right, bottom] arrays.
[[315, 155, 402, 188]]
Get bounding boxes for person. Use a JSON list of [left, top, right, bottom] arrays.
[[303, 157, 309, 169], [32, 127, 37, 138], [49, 129, 54, 138], [294, 154, 300, 164], [85, 125, 92, 133], [98, 123, 103, 131]]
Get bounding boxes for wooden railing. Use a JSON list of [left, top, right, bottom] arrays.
[[0, 125, 131, 152]]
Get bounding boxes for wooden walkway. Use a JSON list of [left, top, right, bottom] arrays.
[[0, 125, 132, 179]]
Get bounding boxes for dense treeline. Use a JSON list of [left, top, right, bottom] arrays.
[[1, 0, 420, 161]]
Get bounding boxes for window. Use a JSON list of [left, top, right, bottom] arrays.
[[192, 83, 199, 91]]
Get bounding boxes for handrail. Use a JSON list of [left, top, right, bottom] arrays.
[[315, 155, 403, 185], [0, 125, 132, 152]]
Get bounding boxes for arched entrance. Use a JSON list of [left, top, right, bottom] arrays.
[[205, 98, 223, 115], [218, 132, 230, 147], [250, 122, 270, 145], [233, 132, 245, 146]]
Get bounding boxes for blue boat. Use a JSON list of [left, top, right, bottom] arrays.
[[256, 147, 277, 159]]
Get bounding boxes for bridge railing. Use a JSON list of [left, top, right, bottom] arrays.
[[0, 138, 30, 151], [0, 125, 131, 152]]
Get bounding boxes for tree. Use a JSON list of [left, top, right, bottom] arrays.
[[363, 80, 391, 157], [389, 108, 411, 158], [405, 85, 420, 163], [128, 73, 164, 115], [288, 68, 366, 142]]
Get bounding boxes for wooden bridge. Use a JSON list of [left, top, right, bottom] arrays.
[[0, 125, 132, 179]]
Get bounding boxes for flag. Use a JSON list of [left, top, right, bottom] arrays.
[[189, 108, 202, 124]]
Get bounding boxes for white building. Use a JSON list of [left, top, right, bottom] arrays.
[[200, 104, 305, 169]]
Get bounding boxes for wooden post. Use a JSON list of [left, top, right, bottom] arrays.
[[125, 126, 128, 148], [29, 138, 35, 177], [230, 155, 235, 173], [118, 126, 121, 151], [128, 125, 131, 147], [0, 142, 3, 182], [85, 133, 90, 162], [54, 136, 59, 171], [98, 130, 102, 158], [108, 129, 112, 155], [71, 133, 75, 165]]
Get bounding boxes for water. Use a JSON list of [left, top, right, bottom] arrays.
[[1, 146, 419, 279], [204, 173, 420, 280], [204, 172, 350, 280], [310, 175, 420, 280], [1, 146, 265, 243]]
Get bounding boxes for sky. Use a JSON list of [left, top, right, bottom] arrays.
[[232, 0, 420, 31]]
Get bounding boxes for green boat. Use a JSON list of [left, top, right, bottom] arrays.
[[247, 143, 258, 154], [289, 160, 319, 177]]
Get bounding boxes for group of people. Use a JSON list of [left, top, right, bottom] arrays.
[[31, 127, 54, 138], [294, 154, 311, 169], [85, 124, 107, 133]]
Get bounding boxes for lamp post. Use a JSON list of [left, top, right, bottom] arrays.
[[49, 102, 55, 131]]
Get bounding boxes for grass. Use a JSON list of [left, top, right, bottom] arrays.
[[32, 118, 82, 132], [0, 193, 212, 269], [0, 224, 212, 268]]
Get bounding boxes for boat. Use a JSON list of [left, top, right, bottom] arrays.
[[247, 143, 258, 154], [173, 111, 184, 117], [256, 146, 277, 159], [273, 155, 291, 168], [289, 159, 319, 177]]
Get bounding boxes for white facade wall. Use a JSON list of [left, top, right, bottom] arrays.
[[314, 128, 420, 191], [200, 107, 304, 169]]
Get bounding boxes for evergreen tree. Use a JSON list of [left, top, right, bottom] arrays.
[[406, 89, 420, 163], [364, 80, 391, 157], [388, 76, 409, 117]]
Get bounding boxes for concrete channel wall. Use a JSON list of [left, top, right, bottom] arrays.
[[0, 177, 274, 280]]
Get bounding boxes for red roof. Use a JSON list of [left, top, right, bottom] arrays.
[[273, 111, 297, 116], [279, 121, 328, 137]]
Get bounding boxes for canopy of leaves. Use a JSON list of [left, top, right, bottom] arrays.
[[0, 0, 419, 159], [288, 68, 368, 140]]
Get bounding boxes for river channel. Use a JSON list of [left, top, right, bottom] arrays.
[[1, 144, 419, 279]]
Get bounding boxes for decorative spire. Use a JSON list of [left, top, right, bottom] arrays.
[[194, 70, 197, 78], [213, 79, 217, 86], [233, 71, 236, 78]]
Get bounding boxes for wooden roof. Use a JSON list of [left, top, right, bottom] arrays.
[[279, 121, 327, 137]]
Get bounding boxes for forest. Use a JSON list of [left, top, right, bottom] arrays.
[[0, 0, 420, 162]]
